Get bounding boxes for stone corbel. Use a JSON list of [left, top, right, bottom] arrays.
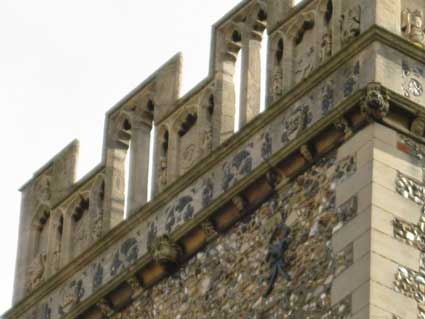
[[200, 220, 218, 242], [223, 24, 243, 62], [232, 194, 249, 214], [360, 82, 390, 121], [266, 167, 286, 190], [96, 298, 115, 318], [127, 276, 143, 299], [286, 11, 315, 43], [128, 107, 153, 131], [334, 116, 353, 140], [300, 144, 314, 163], [247, 6, 267, 41], [108, 112, 132, 147], [149, 235, 181, 265], [411, 115, 425, 137]]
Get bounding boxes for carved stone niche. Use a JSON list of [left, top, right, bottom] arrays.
[[360, 82, 390, 121], [318, 0, 333, 64], [402, 8, 425, 48], [175, 108, 198, 175], [340, 5, 361, 46], [70, 194, 91, 258], [198, 90, 214, 158], [286, 11, 316, 84], [26, 252, 47, 292], [90, 175, 106, 242], [26, 204, 50, 292], [109, 112, 132, 149], [269, 36, 285, 104], [34, 174, 52, 207], [148, 235, 181, 265]]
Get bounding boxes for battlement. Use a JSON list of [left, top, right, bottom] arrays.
[[8, 0, 425, 318]]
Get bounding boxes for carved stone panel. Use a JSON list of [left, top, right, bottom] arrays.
[[402, 60, 424, 99], [402, 9, 425, 48], [178, 116, 198, 175], [340, 6, 361, 46]]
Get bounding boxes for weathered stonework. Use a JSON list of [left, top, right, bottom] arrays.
[[109, 151, 357, 319], [9, 0, 425, 318]]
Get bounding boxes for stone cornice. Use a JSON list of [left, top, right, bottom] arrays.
[[5, 25, 425, 319]]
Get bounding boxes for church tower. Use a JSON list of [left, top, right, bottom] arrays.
[[5, 0, 425, 318]]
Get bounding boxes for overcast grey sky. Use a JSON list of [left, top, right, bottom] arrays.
[[0, 0, 250, 313]]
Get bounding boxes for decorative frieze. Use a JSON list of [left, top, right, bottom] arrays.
[[281, 104, 313, 144], [13, 52, 366, 319]]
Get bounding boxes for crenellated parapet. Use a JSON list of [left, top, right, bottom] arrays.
[[13, 140, 79, 303], [9, 0, 425, 318]]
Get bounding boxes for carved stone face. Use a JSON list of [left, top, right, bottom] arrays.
[[412, 11, 424, 29]]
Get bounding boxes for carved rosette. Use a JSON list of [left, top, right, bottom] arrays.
[[360, 83, 390, 121], [411, 117, 425, 137], [149, 235, 181, 265]]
